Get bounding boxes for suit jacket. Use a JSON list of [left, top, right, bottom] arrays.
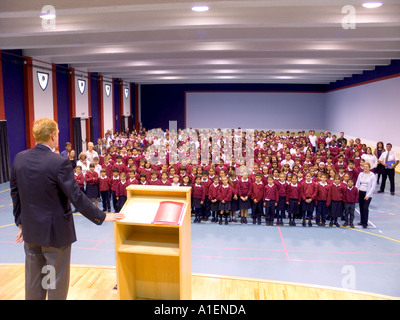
[[10, 144, 106, 248]]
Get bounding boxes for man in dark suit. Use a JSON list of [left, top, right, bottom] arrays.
[[10, 118, 124, 300]]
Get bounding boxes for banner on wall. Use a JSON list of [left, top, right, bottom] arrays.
[[37, 71, 49, 91]]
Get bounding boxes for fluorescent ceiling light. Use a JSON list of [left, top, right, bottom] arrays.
[[40, 13, 56, 19], [192, 5, 209, 12], [362, 2, 383, 8]]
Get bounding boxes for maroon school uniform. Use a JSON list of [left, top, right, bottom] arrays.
[[251, 182, 264, 203], [98, 176, 111, 192], [74, 172, 84, 188], [343, 186, 359, 204], [102, 162, 113, 178], [346, 168, 360, 183], [116, 180, 128, 198], [110, 176, 120, 192], [192, 184, 206, 202], [127, 178, 139, 186], [327, 183, 343, 206], [113, 162, 126, 175], [275, 180, 288, 198], [301, 181, 317, 201], [286, 183, 302, 203], [201, 177, 211, 196], [238, 178, 252, 198], [208, 183, 220, 201], [85, 170, 99, 185], [148, 178, 161, 186], [160, 179, 172, 186], [218, 184, 234, 202], [264, 183, 279, 203], [315, 182, 330, 204]]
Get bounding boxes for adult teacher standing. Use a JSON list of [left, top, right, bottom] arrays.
[[378, 143, 399, 196], [355, 162, 377, 229], [10, 118, 124, 300]]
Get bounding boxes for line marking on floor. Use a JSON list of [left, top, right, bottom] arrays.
[[277, 226, 290, 260]]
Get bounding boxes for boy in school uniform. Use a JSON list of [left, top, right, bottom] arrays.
[[343, 178, 359, 228], [286, 175, 302, 226], [160, 171, 172, 186], [139, 173, 148, 185], [148, 171, 161, 185], [99, 168, 111, 212], [110, 168, 120, 212], [116, 172, 128, 213], [251, 173, 264, 225], [113, 155, 126, 176], [127, 169, 139, 186], [301, 172, 317, 227], [264, 175, 279, 226]]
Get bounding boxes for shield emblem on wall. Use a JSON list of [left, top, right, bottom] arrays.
[[124, 88, 129, 99], [105, 84, 111, 97], [37, 72, 49, 91], [78, 79, 86, 94]]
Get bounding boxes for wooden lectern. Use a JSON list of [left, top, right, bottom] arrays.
[[114, 185, 192, 300]]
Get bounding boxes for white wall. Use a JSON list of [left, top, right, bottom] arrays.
[[103, 81, 113, 136], [75, 71, 89, 119], [325, 76, 400, 152], [122, 83, 131, 116], [32, 61, 53, 120], [186, 92, 326, 131]]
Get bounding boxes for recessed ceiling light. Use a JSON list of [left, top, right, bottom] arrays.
[[192, 5, 209, 12], [362, 2, 383, 8]]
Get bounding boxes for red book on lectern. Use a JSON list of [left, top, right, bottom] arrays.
[[152, 201, 185, 225]]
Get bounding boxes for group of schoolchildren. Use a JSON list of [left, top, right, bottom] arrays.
[[72, 129, 367, 228]]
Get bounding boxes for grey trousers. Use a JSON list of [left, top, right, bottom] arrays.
[[24, 242, 71, 300]]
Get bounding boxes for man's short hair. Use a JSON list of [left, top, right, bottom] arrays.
[[32, 118, 58, 144]]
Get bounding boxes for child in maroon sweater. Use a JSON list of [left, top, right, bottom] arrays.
[[251, 173, 264, 225], [74, 166, 85, 193], [208, 175, 221, 223], [110, 168, 120, 212], [301, 172, 317, 227], [315, 173, 330, 226], [286, 175, 302, 226], [192, 175, 205, 223], [343, 178, 359, 228], [264, 175, 279, 226], [238, 172, 252, 224], [99, 168, 111, 212], [116, 172, 128, 213], [218, 176, 234, 225], [274, 173, 288, 226], [327, 175, 344, 227]]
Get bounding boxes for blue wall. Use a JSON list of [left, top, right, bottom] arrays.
[[140, 83, 326, 130], [55, 64, 71, 151], [90, 73, 100, 142], [1, 50, 26, 164]]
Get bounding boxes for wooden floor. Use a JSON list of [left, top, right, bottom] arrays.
[[0, 264, 396, 300]]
